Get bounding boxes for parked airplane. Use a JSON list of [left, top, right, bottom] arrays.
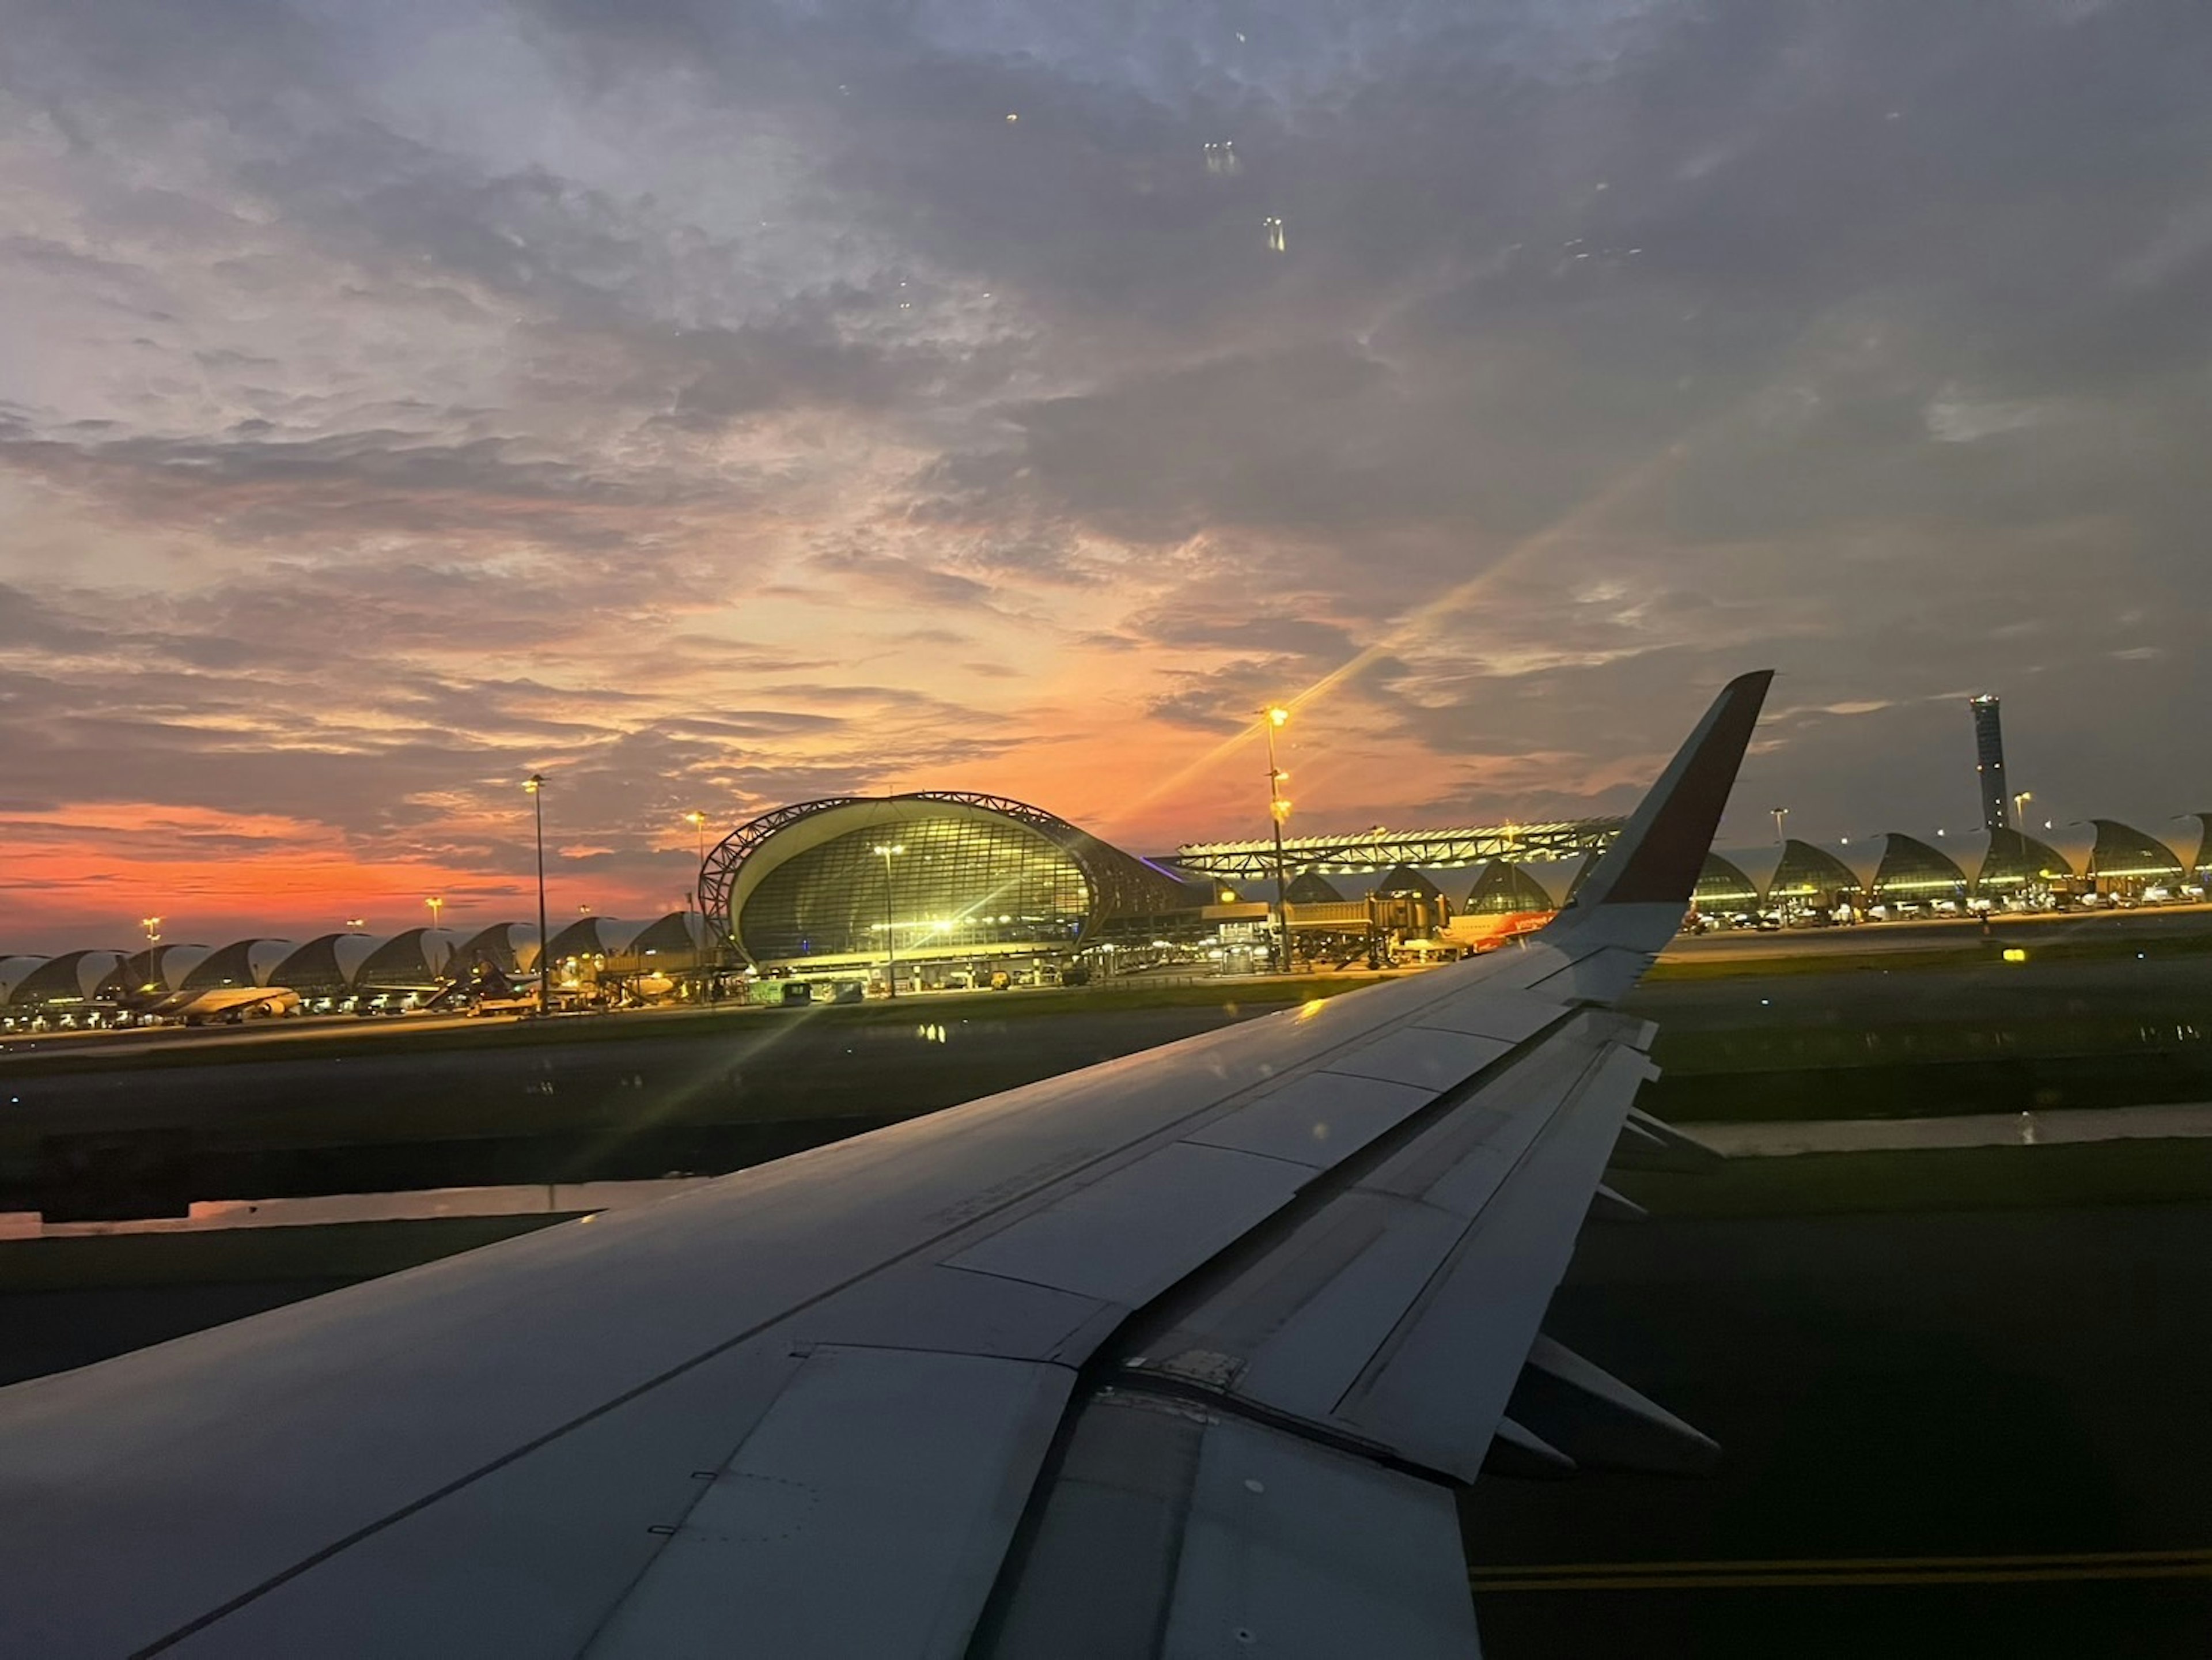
[[135, 984, 303, 1026], [0, 670, 1772, 1658]]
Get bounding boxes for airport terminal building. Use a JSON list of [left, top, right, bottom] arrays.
[[14, 803, 2212, 1021], [698, 792, 1212, 988], [0, 913, 715, 1028]]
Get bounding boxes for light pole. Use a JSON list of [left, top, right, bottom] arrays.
[[1771, 806, 1790, 846], [524, 774, 549, 1016], [873, 843, 904, 997], [141, 916, 162, 945], [1262, 705, 1293, 974], [425, 895, 443, 930], [2012, 790, 2033, 829], [684, 810, 707, 899]]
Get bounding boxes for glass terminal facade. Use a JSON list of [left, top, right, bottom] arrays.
[[702, 792, 1209, 977], [740, 816, 1093, 962]]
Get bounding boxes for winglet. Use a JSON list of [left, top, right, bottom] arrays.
[[1568, 670, 1773, 909]]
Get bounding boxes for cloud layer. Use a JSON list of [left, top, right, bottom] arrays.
[[4, 0, 2211, 947]]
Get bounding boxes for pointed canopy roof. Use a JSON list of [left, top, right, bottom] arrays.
[[271, 933, 385, 990], [1284, 871, 1346, 904], [0, 956, 48, 1005], [2088, 819, 2187, 879], [5, 950, 131, 1005], [1462, 861, 1556, 915], [1772, 839, 1876, 895], [628, 913, 711, 955], [545, 916, 655, 961], [356, 928, 468, 986], [1870, 833, 1969, 897], [1709, 845, 1786, 898], [119, 943, 214, 993], [181, 939, 297, 990], [458, 922, 543, 974], [1368, 864, 1444, 901], [1506, 856, 1589, 909]]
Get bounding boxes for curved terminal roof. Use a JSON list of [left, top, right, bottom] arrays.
[[1369, 865, 1445, 901], [546, 916, 656, 963], [120, 944, 214, 994], [1463, 857, 1589, 915], [630, 913, 711, 957], [1283, 872, 1346, 905], [181, 939, 297, 991], [355, 928, 468, 988], [702, 792, 1200, 965], [1870, 834, 1968, 898], [5, 950, 130, 1005], [0, 956, 50, 1006], [457, 923, 544, 974], [2088, 819, 2187, 880], [271, 933, 385, 992], [1773, 840, 1871, 897], [1710, 845, 1786, 898]]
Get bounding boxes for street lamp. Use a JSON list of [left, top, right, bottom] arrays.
[[684, 809, 708, 899], [1770, 806, 1790, 846], [141, 916, 162, 945], [2012, 790, 2033, 827], [524, 774, 549, 1016], [873, 844, 905, 997], [1262, 705, 1293, 974], [425, 895, 443, 929]]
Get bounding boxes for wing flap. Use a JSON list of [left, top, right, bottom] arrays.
[[975, 1394, 1480, 1660], [1326, 1041, 1655, 1479], [1105, 1017, 1654, 1481]]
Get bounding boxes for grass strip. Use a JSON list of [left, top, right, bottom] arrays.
[[0, 1213, 572, 1294], [0, 978, 1374, 1080], [1613, 1137, 2212, 1219]]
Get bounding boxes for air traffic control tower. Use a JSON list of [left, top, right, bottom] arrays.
[[1971, 694, 2010, 830]]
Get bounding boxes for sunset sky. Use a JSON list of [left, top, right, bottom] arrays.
[[6, 1, 2211, 951]]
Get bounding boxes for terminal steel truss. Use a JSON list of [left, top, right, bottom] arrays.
[[699, 791, 1200, 961], [1171, 819, 1624, 881]]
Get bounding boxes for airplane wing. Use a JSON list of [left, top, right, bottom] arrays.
[[0, 671, 1771, 1659]]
